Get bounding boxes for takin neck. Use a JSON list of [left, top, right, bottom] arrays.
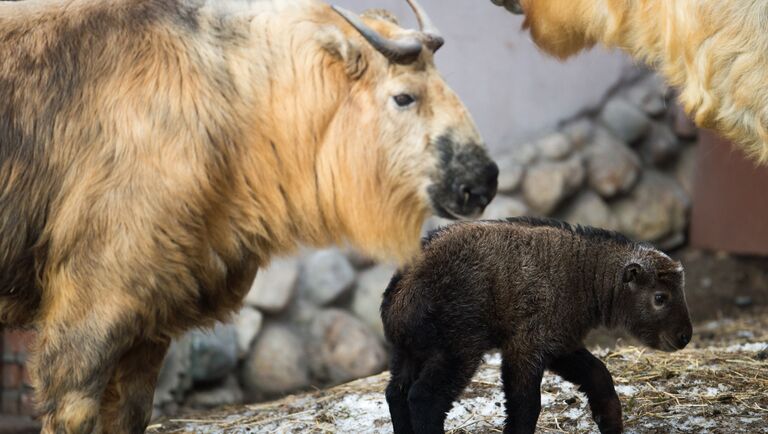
[[571, 236, 628, 330]]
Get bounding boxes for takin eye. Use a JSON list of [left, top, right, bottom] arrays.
[[653, 292, 669, 307], [393, 93, 416, 108]]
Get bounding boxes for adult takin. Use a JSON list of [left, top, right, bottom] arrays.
[[491, 0, 768, 164], [0, 0, 497, 432], [381, 217, 692, 434]]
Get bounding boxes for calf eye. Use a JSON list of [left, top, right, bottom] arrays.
[[654, 293, 668, 307], [393, 94, 416, 107]]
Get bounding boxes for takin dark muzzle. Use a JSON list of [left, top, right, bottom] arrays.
[[428, 135, 498, 219]]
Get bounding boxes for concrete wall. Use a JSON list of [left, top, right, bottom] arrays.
[[332, 0, 633, 155]]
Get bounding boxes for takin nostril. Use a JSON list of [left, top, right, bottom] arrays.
[[678, 333, 691, 347], [459, 184, 471, 205]]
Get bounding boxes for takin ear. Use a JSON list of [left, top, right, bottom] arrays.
[[622, 263, 643, 285], [316, 26, 368, 80]]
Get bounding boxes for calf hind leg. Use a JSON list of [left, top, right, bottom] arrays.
[[548, 348, 622, 434], [385, 348, 418, 434], [406, 351, 482, 434]]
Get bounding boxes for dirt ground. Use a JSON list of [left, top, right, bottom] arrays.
[[147, 250, 768, 434]]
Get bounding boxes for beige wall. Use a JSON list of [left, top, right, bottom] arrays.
[[333, 0, 634, 155]]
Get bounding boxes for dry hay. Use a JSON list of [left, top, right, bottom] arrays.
[[148, 314, 768, 433]]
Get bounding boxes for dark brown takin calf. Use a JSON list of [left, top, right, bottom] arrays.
[[381, 217, 693, 434]]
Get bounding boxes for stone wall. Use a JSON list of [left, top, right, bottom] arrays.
[[152, 69, 700, 415]]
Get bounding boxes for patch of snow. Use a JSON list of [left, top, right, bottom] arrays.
[[446, 395, 505, 431], [329, 393, 392, 433], [540, 393, 556, 406], [614, 384, 638, 396], [676, 415, 717, 431], [483, 352, 502, 366], [722, 342, 768, 353]]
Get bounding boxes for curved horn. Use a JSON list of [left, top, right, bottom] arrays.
[[332, 5, 423, 65], [405, 0, 444, 52]]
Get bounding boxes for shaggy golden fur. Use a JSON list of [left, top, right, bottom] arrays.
[[0, 0, 490, 432], [515, 0, 768, 163]]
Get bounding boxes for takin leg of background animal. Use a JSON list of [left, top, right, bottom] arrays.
[[548, 348, 622, 434], [500, 351, 544, 434], [99, 338, 171, 434], [406, 351, 482, 434], [385, 348, 419, 434], [30, 308, 139, 434]]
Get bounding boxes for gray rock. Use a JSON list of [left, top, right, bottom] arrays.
[[345, 249, 376, 270], [495, 154, 526, 194], [536, 132, 573, 160], [562, 155, 586, 192], [234, 306, 264, 358], [673, 145, 699, 195], [245, 256, 298, 313], [153, 339, 193, 409], [625, 74, 669, 118], [187, 323, 239, 384], [298, 249, 356, 305], [672, 103, 698, 140], [186, 375, 244, 409], [558, 191, 619, 231], [308, 309, 387, 385], [611, 171, 690, 246], [562, 118, 594, 151], [600, 97, 652, 144], [242, 325, 310, 396], [503, 141, 539, 166], [639, 122, 681, 166], [482, 195, 529, 220], [523, 157, 584, 215], [586, 128, 641, 199], [351, 264, 398, 339]]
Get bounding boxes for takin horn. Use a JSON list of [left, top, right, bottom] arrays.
[[405, 0, 444, 52], [332, 5, 423, 65]]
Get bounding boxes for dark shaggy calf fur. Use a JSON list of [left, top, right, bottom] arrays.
[[381, 217, 693, 434]]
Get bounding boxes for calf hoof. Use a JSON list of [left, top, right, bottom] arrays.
[[594, 413, 623, 434]]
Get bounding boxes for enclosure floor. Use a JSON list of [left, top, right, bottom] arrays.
[[148, 312, 768, 434]]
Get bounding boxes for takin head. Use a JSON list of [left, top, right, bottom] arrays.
[[313, 1, 498, 261], [616, 251, 693, 352]]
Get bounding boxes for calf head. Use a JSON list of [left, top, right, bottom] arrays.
[[617, 250, 693, 352]]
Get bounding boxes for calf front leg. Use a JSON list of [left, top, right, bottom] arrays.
[[500, 352, 544, 434], [548, 348, 623, 434]]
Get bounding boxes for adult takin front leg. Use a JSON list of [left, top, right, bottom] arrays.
[[99, 338, 170, 434], [406, 350, 482, 434], [30, 310, 138, 434], [500, 351, 545, 434], [548, 348, 622, 434]]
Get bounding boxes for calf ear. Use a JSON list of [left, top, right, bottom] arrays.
[[622, 263, 643, 284], [316, 26, 367, 80]]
